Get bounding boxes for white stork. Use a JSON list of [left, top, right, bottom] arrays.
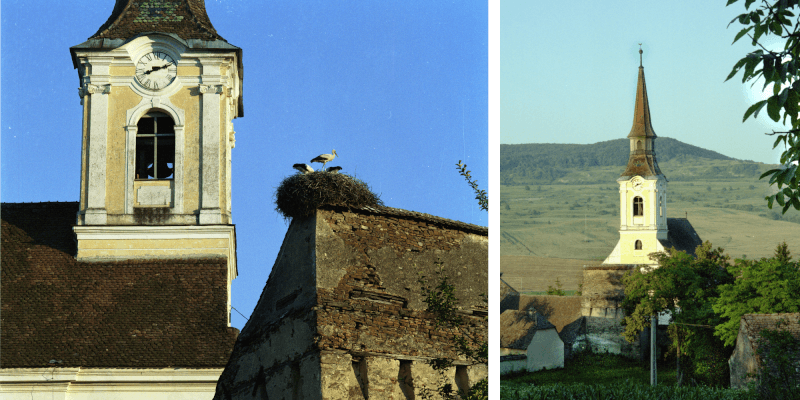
[[311, 149, 337, 170], [326, 166, 342, 173], [293, 163, 314, 174]]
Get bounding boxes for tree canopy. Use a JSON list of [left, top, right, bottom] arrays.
[[726, 0, 800, 213]]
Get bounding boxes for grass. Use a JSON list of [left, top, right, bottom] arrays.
[[501, 158, 800, 263], [502, 351, 677, 387], [501, 352, 751, 400]]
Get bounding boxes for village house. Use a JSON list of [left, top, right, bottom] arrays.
[[729, 313, 800, 389]]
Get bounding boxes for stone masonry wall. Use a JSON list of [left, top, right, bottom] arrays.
[[214, 208, 488, 400], [581, 266, 631, 318]]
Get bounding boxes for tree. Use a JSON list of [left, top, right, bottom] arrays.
[[712, 244, 800, 346], [621, 243, 735, 386], [456, 161, 488, 212], [727, 0, 800, 213]]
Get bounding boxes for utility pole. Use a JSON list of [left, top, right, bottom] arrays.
[[650, 315, 657, 386]]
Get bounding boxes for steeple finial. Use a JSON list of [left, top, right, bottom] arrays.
[[639, 43, 643, 67]]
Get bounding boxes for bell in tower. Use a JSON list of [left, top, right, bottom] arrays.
[[70, 0, 242, 283]]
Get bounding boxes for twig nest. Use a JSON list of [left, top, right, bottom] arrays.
[[275, 172, 383, 218]]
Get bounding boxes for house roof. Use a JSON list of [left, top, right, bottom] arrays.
[[1, 202, 238, 368], [90, 0, 224, 40], [500, 276, 520, 313], [500, 309, 557, 350], [660, 218, 703, 256], [740, 313, 800, 353]]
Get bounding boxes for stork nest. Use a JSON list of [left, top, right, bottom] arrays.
[[275, 172, 383, 219]]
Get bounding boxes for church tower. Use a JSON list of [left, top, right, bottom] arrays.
[[604, 48, 668, 265], [70, 0, 242, 287]]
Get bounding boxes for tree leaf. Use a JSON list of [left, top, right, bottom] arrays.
[[733, 26, 754, 44], [767, 194, 775, 209], [726, 58, 749, 81], [768, 95, 782, 121], [743, 99, 768, 122], [760, 168, 782, 179], [777, 191, 786, 207]]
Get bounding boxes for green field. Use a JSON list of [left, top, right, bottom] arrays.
[[501, 159, 800, 263]]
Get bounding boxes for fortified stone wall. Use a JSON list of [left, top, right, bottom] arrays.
[[215, 207, 488, 400], [581, 265, 631, 318]]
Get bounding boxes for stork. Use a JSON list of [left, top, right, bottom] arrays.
[[311, 149, 337, 171], [293, 163, 314, 174], [326, 166, 342, 173]]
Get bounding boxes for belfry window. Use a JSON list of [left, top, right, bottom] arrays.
[[136, 112, 175, 180], [633, 196, 644, 216], [635, 240, 643, 250], [637, 140, 643, 150]]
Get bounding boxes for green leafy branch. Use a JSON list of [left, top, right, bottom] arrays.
[[726, 0, 800, 213], [456, 161, 488, 212]]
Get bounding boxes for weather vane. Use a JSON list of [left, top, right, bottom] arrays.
[[639, 43, 643, 67]]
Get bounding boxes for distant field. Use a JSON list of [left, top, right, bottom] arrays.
[[500, 159, 800, 282], [501, 256, 596, 292]]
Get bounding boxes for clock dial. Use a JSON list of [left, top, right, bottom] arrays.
[[135, 52, 177, 90], [632, 178, 643, 191]]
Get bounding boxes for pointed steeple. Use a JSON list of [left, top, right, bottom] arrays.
[[628, 46, 656, 139], [620, 46, 663, 179]]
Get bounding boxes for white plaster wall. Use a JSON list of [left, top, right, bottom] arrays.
[[526, 328, 564, 372]]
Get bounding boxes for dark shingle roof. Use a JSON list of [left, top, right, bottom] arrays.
[[1, 202, 238, 368], [660, 218, 703, 256], [500, 309, 557, 350], [91, 0, 224, 41]]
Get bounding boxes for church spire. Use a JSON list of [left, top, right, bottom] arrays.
[[620, 46, 663, 179], [628, 45, 656, 139]]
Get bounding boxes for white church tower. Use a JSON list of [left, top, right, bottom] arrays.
[[604, 48, 669, 266]]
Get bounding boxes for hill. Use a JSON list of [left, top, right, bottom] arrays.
[[500, 139, 800, 289], [500, 138, 756, 185]]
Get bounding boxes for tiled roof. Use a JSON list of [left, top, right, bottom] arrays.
[[659, 218, 703, 256], [90, 0, 224, 41], [500, 309, 557, 350], [326, 205, 488, 236], [1, 202, 237, 368], [618, 151, 663, 179]]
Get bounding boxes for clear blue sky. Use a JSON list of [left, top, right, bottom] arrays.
[[1, 1, 488, 329], [501, 0, 785, 165]]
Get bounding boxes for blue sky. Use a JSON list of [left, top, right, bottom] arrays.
[[501, 0, 786, 165], [1, 1, 489, 330]]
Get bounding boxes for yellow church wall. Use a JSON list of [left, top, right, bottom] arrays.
[[618, 233, 662, 265], [106, 86, 142, 214], [110, 66, 136, 76], [178, 66, 201, 76], [77, 237, 232, 260], [169, 86, 201, 214]]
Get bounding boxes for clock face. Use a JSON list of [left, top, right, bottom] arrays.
[[632, 178, 643, 191], [135, 52, 177, 90]]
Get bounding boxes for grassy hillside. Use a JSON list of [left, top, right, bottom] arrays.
[[500, 140, 800, 291], [500, 138, 760, 185]]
